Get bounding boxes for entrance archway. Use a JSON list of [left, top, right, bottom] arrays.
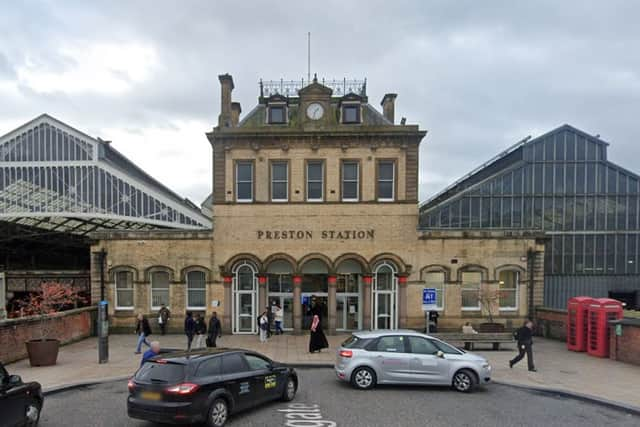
[[373, 261, 398, 330], [336, 259, 364, 331], [232, 261, 258, 334], [300, 258, 330, 329], [266, 259, 294, 331]]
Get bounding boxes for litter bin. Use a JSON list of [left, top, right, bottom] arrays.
[[567, 296, 594, 352], [587, 298, 623, 358]]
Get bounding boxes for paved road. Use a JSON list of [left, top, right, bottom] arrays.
[[40, 369, 638, 427]]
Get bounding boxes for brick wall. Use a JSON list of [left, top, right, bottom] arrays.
[[535, 307, 567, 341], [609, 320, 640, 366], [0, 306, 96, 364]]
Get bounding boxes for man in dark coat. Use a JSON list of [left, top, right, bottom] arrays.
[[158, 304, 170, 335], [207, 312, 222, 348], [509, 320, 537, 372], [184, 312, 196, 351], [134, 313, 152, 354]]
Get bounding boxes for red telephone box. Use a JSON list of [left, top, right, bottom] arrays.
[[587, 298, 623, 358], [567, 296, 594, 352]]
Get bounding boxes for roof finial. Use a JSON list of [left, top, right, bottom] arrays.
[[313, 73, 318, 84]]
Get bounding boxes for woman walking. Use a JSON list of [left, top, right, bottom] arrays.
[[259, 310, 269, 343], [308, 305, 328, 353]]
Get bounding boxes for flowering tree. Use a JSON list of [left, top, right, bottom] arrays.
[[18, 282, 86, 340]]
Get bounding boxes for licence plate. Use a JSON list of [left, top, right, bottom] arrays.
[[140, 391, 162, 401]]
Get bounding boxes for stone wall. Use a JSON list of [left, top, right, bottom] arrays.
[[609, 319, 640, 366], [0, 306, 96, 363], [535, 307, 568, 340]]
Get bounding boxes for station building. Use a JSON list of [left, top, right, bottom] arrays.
[[92, 74, 544, 334]]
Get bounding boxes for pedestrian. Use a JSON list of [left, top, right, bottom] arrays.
[[509, 319, 537, 372], [194, 313, 207, 349], [274, 303, 284, 335], [207, 312, 222, 347], [462, 322, 478, 334], [266, 305, 274, 338], [259, 310, 269, 343], [308, 305, 328, 353], [429, 311, 439, 333], [141, 341, 161, 366], [158, 304, 170, 336], [134, 313, 152, 354], [184, 311, 195, 351]]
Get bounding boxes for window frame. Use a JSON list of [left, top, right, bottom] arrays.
[[460, 271, 482, 311], [150, 270, 171, 311], [186, 270, 207, 310], [306, 160, 325, 202], [498, 270, 519, 311], [423, 271, 445, 311], [270, 160, 289, 202], [235, 160, 254, 203], [267, 104, 287, 124], [341, 103, 361, 124], [376, 159, 396, 202], [341, 160, 360, 202], [115, 270, 134, 310]]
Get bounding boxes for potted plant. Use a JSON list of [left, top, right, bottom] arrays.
[[19, 282, 84, 367], [477, 288, 505, 332]]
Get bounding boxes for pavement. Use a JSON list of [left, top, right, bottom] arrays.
[[6, 333, 640, 411], [40, 370, 640, 427]]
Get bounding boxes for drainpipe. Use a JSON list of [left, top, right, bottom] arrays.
[[527, 248, 535, 319]]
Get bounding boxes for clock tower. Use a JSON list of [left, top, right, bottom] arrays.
[[297, 74, 333, 128]]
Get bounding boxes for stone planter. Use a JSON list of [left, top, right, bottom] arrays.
[[25, 339, 60, 367], [478, 322, 505, 333]]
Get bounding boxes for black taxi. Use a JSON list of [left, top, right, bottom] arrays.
[[0, 361, 44, 427], [127, 348, 297, 427]]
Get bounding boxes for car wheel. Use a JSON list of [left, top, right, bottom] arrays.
[[25, 399, 42, 426], [452, 369, 477, 393], [207, 398, 228, 427], [281, 376, 297, 401], [351, 367, 376, 390]]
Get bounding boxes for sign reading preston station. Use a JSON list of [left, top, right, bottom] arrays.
[[257, 229, 375, 240]]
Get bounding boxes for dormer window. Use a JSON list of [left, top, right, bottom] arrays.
[[268, 105, 286, 124], [342, 104, 361, 124]]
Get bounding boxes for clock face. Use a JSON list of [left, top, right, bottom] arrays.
[[306, 102, 324, 120]]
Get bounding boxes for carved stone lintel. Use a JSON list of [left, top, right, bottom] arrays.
[[251, 142, 261, 152]]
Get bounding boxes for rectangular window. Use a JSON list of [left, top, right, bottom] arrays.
[[342, 105, 361, 124], [187, 271, 206, 309], [306, 161, 324, 201], [341, 161, 359, 201], [498, 271, 518, 310], [461, 272, 481, 310], [271, 161, 288, 201], [424, 272, 445, 310], [115, 271, 134, 310], [377, 160, 395, 201], [268, 106, 286, 124], [236, 161, 253, 202], [151, 271, 170, 309]]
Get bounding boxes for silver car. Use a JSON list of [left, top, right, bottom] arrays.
[[335, 330, 491, 392]]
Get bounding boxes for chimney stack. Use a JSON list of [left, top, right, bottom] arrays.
[[231, 102, 242, 127], [380, 93, 397, 124], [218, 74, 234, 127]]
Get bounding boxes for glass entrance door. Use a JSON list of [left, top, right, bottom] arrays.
[[373, 263, 398, 330], [233, 262, 258, 334], [337, 273, 361, 331], [267, 273, 293, 331]]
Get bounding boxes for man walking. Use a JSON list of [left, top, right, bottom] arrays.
[[509, 319, 537, 372], [158, 304, 170, 336], [266, 304, 274, 338], [194, 313, 207, 349], [184, 312, 195, 351], [207, 312, 222, 347], [274, 303, 284, 335], [134, 313, 152, 354]]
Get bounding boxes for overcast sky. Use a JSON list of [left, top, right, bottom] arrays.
[[2, 1, 640, 204]]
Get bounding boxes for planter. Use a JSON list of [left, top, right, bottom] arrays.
[[25, 339, 60, 367], [478, 323, 505, 333]]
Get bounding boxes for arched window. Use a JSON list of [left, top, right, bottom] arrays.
[[187, 271, 207, 309], [150, 271, 170, 310], [373, 262, 398, 329], [115, 270, 134, 310], [232, 261, 258, 334]]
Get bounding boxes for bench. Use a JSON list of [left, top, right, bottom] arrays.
[[432, 333, 514, 351]]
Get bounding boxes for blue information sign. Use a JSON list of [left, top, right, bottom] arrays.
[[422, 288, 437, 310]]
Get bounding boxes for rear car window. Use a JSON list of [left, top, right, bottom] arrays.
[[135, 362, 185, 383], [341, 335, 371, 349]]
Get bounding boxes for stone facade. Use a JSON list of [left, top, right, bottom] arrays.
[[92, 74, 546, 334]]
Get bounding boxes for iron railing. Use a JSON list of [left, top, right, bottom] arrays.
[[260, 78, 366, 98]]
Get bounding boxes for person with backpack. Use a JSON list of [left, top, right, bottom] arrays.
[[509, 319, 537, 372]]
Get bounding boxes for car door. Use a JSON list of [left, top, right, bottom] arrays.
[[220, 353, 255, 411], [0, 375, 26, 427], [368, 335, 412, 384], [242, 353, 279, 403], [406, 336, 449, 385]]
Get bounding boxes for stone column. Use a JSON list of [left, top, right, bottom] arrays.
[[222, 276, 232, 333], [362, 275, 372, 330], [0, 272, 6, 320], [327, 275, 337, 335], [398, 275, 408, 329], [293, 276, 302, 334]]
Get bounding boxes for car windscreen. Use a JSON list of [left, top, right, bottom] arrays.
[[135, 362, 185, 384]]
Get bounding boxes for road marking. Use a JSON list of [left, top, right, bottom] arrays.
[[278, 403, 337, 427]]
